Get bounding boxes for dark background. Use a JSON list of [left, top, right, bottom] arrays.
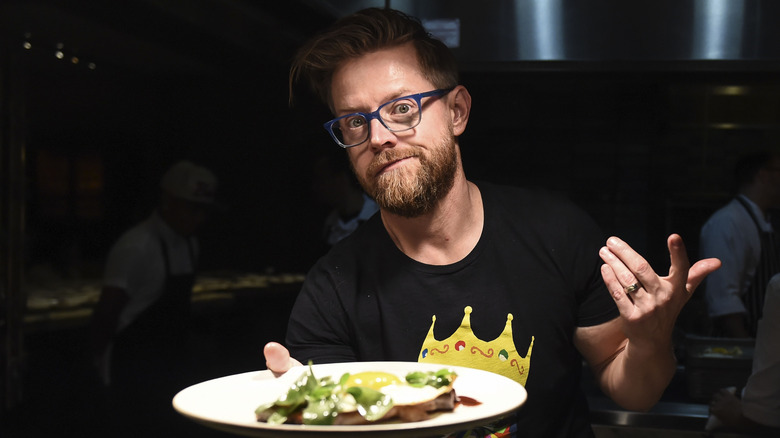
[[3, 1, 780, 436], [4, 0, 780, 277]]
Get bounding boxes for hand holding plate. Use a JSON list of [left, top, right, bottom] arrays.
[[263, 342, 302, 377]]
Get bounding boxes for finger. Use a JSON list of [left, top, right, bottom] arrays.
[[666, 232, 722, 294], [600, 263, 635, 315], [263, 342, 301, 376], [599, 244, 650, 297], [686, 258, 722, 294], [604, 236, 658, 291], [666, 234, 691, 285], [598, 245, 642, 298]]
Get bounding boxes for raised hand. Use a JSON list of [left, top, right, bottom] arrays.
[[599, 234, 721, 348]]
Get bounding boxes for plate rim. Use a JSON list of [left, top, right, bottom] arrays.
[[173, 360, 527, 437]]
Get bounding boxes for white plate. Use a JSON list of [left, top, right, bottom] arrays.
[[173, 361, 527, 437]]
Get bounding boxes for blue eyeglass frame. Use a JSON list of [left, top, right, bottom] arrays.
[[323, 87, 455, 148]]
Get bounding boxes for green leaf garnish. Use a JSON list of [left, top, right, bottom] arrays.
[[302, 394, 340, 425], [256, 365, 456, 425], [345, 386, 394, 422], [405, 368, 457, 388]]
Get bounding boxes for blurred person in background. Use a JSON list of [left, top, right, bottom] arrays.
[[89, 160, 218, 436], [700, 151, 780, 337], [311, 147, 378, 247], [708, 272, 780, 435]]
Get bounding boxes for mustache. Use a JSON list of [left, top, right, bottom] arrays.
[[367, 149, 419, 177]]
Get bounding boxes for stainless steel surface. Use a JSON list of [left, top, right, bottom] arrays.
[[6, 0, 780, 78], [585, 364, 710, 433], [593, 425, 707, 437], [312, 0, 780, 70], [588, 397, 709, 430]]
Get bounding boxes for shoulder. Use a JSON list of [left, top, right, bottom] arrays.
[[478, 181, 584, 210], [703, 198, 748, 225], [312, 213, 398, 280], [331, 213, 386, 256], [108, 219, 159, 258], [767, 273, 780, 297], [477, 181, 598, 231], [701, 199, 754, 240]]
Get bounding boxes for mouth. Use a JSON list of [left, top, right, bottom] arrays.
[[374, 155, 416, 177]]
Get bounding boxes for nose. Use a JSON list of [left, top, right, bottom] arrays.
[[366, 117, 396, 153]]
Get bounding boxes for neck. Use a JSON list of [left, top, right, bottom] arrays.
[[741, 187, 769, 216], [157, 208, 189, 238], [380, 175, 483, 265]]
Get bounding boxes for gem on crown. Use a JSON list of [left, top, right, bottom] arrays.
[[417, 306, 534, 385]]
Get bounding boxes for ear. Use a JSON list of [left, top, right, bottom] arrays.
[[449, 85, 472, 136]]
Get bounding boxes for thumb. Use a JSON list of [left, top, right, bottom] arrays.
[[686, 257, 722, 293], [263, 342, 301, 376]]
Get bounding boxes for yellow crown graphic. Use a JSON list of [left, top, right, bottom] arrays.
[[418, 306, 534, 386]]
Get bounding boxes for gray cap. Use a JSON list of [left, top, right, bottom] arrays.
[[160, 161, 217, 204]]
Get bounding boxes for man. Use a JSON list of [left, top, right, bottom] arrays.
[[90, 160, 217, 436], [264, 8, 719, 437], [700, 151, 780, 337]]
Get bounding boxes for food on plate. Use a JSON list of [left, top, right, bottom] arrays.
[[255, 364, 459, 425]]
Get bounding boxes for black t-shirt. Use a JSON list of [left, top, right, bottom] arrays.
[[286, 181, 619, 437]]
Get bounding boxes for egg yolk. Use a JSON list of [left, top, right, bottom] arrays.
[[344, 372, 403, 391]]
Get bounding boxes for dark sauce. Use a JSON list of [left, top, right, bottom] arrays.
[[456, 396, 482, 407]]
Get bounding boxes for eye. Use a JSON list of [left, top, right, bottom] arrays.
[[394, 103, 411, 114], [389, 100, 414, 115], [341, 115, 366, 130]]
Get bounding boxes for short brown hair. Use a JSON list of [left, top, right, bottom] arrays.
[[289, 8, 459, 111]]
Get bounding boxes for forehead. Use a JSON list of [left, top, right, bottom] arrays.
[[330, 43, 433, 112]]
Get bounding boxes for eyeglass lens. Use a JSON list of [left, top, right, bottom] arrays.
[[332, 96, 423, 146]]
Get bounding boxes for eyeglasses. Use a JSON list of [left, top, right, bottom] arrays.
[[323, 88, 454, 148]]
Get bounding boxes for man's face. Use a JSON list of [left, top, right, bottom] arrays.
[[330, 43, 458, 218], [162, 194, 210, 236]]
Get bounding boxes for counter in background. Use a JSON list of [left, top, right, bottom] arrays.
[[585, 357, 769, 438], [586, 364, 708, 436], [22, 271, 306, 332]]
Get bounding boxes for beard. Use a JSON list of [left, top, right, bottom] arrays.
[[356, 129, 459, 218]]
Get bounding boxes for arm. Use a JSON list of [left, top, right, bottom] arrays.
[[577, 234, 721, 411], [90, 285, 129, 356], [89, 285, 129, 385], [575, 317, 675, 411], [699, 217, 750, 334]]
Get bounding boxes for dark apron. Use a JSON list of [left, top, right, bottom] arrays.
[[736, 197, 779, 337], [109, 235, 196, 435]]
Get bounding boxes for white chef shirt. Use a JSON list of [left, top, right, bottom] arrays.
[[102, 211, 198, 332], [741, 273, 780, 428], [700, 195, 772, 317]]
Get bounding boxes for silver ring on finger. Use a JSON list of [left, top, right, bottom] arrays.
[[624, 282, 641, 293]]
